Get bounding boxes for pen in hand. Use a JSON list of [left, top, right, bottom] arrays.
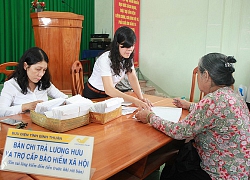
[[173, 96, 185, 103], [173, 96, 186, 107], [173, 96, 191, 110]]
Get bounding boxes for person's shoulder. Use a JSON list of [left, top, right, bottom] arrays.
[[4, 78, 16, 86], [204, 87, 235, 103], [2, 78, 20, 91], [216, 86, 235, 97], [48, 82, 56, 88], [99, 51, 110, 58], [96, 51, 111, 63]]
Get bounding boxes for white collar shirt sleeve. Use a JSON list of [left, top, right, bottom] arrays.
[[0, 78, 68, 117]]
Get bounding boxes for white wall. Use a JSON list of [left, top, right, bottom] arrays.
[[95, 0, 250, 101], [94, 0, 113, 38]]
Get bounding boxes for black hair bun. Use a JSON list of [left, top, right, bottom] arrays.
[[226, 56, 237, 63]]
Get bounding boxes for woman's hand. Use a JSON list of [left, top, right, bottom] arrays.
[[133, 98, 151, 110], [172, 98, 191, 110], [135, 109, 153, 123], [22, 100, 43, 112], [141, 98, 153, 107]]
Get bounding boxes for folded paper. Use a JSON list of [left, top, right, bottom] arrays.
[[90, 97, 124, 113], [65, 94, 93, 105], [35, 98, 65, 114]]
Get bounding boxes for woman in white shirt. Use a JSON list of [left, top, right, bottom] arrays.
[[83, 26, 152, 110], [0, 47, 68, 117]]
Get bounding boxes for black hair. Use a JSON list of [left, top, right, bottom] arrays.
[[9, 47, 51, 94], [104, 26, 136, 76], [198, 52, 236, 86]]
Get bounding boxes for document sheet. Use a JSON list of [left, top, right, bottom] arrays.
[[151, 107, 182, 123]]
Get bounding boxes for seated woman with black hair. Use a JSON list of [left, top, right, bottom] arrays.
[[136, 53, 250, 180], [0, 47, 68, 117]]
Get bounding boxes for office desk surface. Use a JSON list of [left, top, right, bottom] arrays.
[[0, 94, 188, 180]]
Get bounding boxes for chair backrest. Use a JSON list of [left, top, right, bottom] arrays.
[[189, 67, 204, 102], [0, 62, 18, 80], [71, 60, 84, 96], [189, 66, 234, 102]]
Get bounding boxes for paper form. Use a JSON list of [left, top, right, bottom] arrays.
[[151, 107, 182, 123]]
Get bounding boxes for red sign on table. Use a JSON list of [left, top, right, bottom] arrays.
[[114, 0, 140, 68]]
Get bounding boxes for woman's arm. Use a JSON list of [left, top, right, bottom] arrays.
[[136, 96, 215, 140], [47, 83, 68, 99], [0, 79, 44, 117], [0, 80, 22, 117], [173, 98, 193, 111], [0, 95, 22, 117], [102, 76, 150, 110], [135, 108, 198, 140], [127, 69, 143, 99], [127, 69, 153, 107]]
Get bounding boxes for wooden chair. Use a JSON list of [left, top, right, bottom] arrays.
[[189, 67, 204, 102], [70, 60, 84, 96], [80, 59, 92, 78], [0, 62, 18, 80]]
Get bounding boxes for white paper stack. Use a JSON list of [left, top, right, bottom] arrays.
[[78, 102, 92, 116], [65, 95, 93, 116], [51, 104, 80, 120], [50, 102, 92, 120], [122, 106, 137, 115], [65, 94, 93, 105], [90, 97, 124, 113], [35, 95, 94, 119], [35, 98, 66, 114]]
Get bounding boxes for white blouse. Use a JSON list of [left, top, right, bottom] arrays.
[[88, 51, 134, 91], [0, 78, 68, 117]]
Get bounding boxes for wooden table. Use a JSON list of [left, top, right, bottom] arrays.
[[0, 154, 34, 180], [0, 94, 188, 180]]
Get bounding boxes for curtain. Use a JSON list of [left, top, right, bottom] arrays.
[[0, 0, 94, 83]]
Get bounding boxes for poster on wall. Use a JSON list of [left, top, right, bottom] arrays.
[[114, 0, 140, 68]]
